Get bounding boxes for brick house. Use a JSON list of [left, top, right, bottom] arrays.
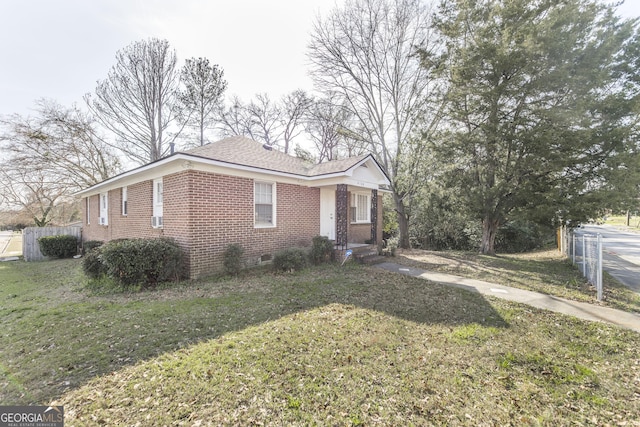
[[77, 136, 390, 278]]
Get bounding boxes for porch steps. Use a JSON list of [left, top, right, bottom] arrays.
[[336, 244, 386, 265]]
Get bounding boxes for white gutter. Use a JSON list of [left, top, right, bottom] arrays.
[[75, 152, 391, 198]]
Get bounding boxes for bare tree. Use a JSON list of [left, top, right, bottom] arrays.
[[280, 90, 312, 154], [217, 94, 281, 144], [218, 91, 312, 153], [0, 100, 121, 225], [304, 97, 366, 162], [308, 0, 444, 248], [1, 100, 120, 187], [178, 57, 227, 146], [245, 93, 283, 145], [86, 38, 182, 164], [0, 165, 66, 226], [217, 95, 254, 139]]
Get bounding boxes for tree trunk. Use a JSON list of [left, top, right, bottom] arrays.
[[480, 215, 500, 255], [34, 205, 53, 227], [394, 192, 411, 249]]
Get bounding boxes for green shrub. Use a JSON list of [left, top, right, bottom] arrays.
[[223, 243, 244, 276], [310, 236, 334, 265], [82, 240, 104, 255], [82, 248, 107, 279], [495, 220, 547, 253], [38, 234, 78, 258], [99, 238, 185, 289], [273, 247, 309, 272], [383, 235, 399, 256]]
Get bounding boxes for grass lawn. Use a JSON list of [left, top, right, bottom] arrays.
[[394, 248, 640, 314], [604, 215, 640, 231], [1, 256, 639, 425]]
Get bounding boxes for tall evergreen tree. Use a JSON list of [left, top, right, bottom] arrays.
[[431, 0, 640, 254]]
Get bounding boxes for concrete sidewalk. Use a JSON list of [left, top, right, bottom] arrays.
[[375, 262, 640, 334]]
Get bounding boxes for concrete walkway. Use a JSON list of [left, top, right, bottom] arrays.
[[375, 262, 640, 334]]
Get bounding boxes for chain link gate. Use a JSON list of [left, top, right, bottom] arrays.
[[563, 227, 603, 301]]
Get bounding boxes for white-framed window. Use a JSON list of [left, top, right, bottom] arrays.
[[254, 181, 276, 227], [152, 178, 163, 228], [122, 186, 128, 216], [350, 192, 370, 223], [154, 179, 163, 206], [99, 192, 109, 225]]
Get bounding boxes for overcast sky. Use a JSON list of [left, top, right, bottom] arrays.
[[0, 0, 337, 117], [1, 0, 639, 118]]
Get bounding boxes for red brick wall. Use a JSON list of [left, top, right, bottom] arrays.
[[82, 170, 321, 279], [162, 172, 192, 273], [82, 195, 102, 240], [81, 181, 162, 243], [346, 193, 384, 246], [176, 170, 321, 278], [348, 223, 369, 244]]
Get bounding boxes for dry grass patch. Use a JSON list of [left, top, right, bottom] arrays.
[[604, 215, 640, 231]]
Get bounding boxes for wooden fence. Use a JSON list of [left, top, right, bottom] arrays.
[[22, 226, 82, 261]]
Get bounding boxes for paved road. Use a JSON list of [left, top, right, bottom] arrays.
[[574, 225, 640, 292]]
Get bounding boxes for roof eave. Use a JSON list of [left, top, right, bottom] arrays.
[[74, 154, 182, 197], [75, 152, 392, 198]]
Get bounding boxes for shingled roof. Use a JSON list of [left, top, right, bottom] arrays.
[[183, 136, 370, 177], [76, 136, 389, 197]]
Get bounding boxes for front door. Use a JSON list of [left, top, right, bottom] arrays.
[[320, 187, 336, 241]]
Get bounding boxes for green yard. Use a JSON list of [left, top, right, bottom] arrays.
[[604, 214, 640, 231], [1, 253, 639, 425]]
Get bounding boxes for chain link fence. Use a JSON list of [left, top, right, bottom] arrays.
[[560, 226, 603, 301]]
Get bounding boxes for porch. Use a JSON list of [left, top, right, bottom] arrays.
[[320, 184, 382, 248], [334, 242, 385, 265]]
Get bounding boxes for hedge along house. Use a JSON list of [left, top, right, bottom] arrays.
[[76, 136, 391, 278]]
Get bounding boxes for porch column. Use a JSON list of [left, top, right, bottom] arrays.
[[371, 189, 378, 245], [336, 184, 348, 249]]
